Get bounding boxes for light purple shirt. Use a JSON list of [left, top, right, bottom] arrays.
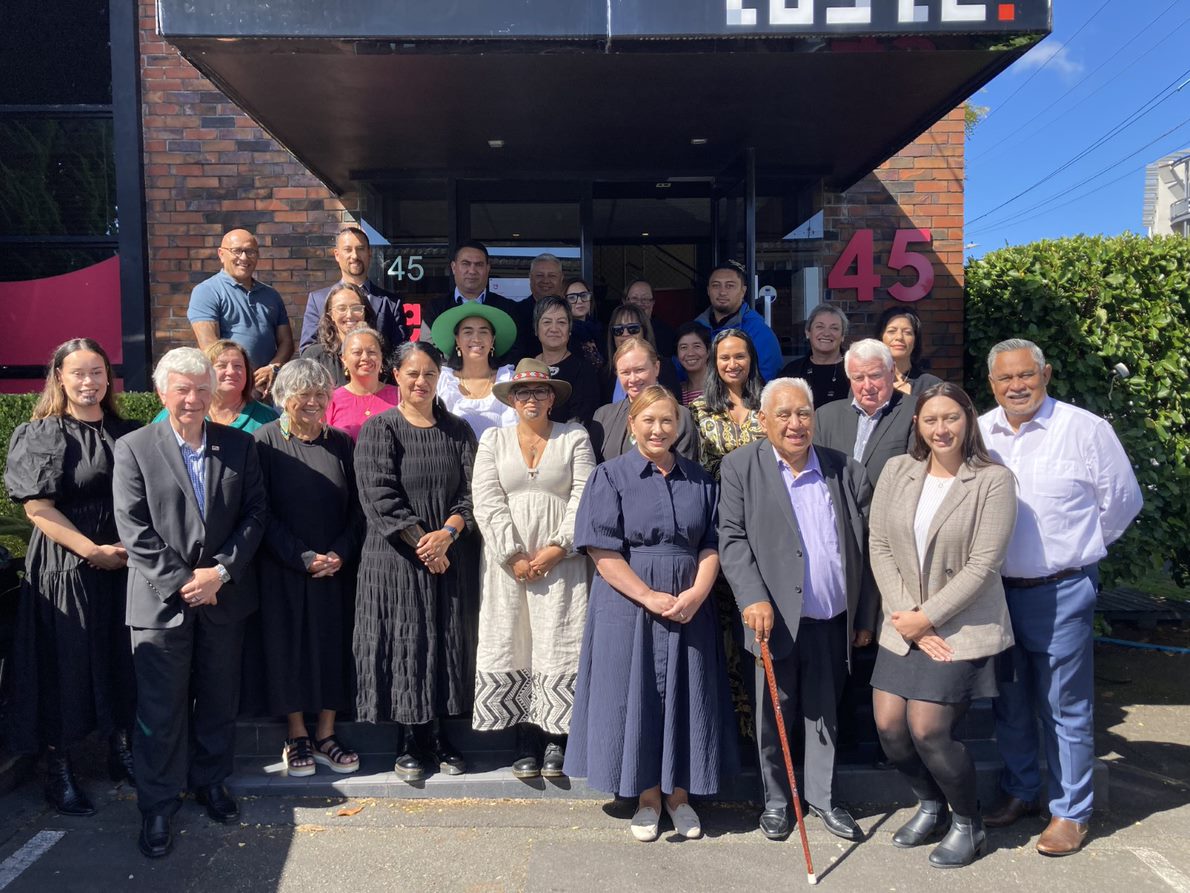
[[773, 446, 847, 620]]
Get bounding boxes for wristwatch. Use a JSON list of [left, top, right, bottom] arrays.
[[215, 563, 231, 584], [442, 523, 460, 542], [270, 363, 281, 377]]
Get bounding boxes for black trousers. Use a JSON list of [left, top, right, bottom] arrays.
[[754, 613, 848, 811], [130, 613, 246, 816]]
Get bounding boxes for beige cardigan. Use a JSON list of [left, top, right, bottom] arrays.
[[869, 455, 1017, 660]]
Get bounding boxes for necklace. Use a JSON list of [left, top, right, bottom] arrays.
[[518, 425, 551, 477], [459, 370, 495, 398], [209, 400, 244, 424]]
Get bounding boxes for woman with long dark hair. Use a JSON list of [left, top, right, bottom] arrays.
[[565, 278, 604, 371], [4, 338, 140, 814], [876, 306, 943, 396], [300, 281, 380, 387], [868, 382, 1017, 868]]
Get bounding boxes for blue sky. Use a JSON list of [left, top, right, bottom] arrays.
[[963, 0, 1190, 258]]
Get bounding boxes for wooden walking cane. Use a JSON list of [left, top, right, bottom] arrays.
[[760, 639, 817, 885]]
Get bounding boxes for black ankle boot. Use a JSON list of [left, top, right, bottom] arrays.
[[46, 751, 96, 817], [892, 799, 950, 848], [541, 734, 566, 778], [393, 724, 427, 782], [423, 719, 466, 775], [511, 724, 540, 779], [108, 729, 136, 787], [929, 813, 987, 868]]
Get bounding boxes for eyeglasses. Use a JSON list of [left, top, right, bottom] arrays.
[[333, 304, 367, 315], [221, 246, 259, 258], [612, 323, 642, 336], [511, 387, 552, 403], [566, 291, 591, 303]]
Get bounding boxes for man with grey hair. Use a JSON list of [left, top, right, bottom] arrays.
[[114, 347, 267, 859], [978, 338, 1141, 856], [504, 252, 567, 362], [813, 338, 916, 490], [719, 377, 875, 843]]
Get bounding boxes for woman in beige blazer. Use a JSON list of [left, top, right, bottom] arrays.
[[868, 382, 1017, 869]]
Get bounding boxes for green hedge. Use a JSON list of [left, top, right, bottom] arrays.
[[965, 234, 1190, 586], [0, 391, 162, 557]]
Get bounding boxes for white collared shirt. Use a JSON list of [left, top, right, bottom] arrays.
[[978, 396, 1142, 578]]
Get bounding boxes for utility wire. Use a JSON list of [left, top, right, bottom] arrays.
[[982, 0, 1115, 121], [967, 71, 1190, 227], [971, 1, 1186, 161], [968, 117, 1190, 235]]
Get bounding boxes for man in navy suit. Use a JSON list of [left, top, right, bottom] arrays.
[[113, 347, 266, 859]]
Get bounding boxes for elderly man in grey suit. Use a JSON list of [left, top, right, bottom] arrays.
[[113, 347, 266, 859], [814, 338, 916, 490], [719, 377, 876, 842]]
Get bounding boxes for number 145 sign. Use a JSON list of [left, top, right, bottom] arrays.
[[827, 228, 934, 302]]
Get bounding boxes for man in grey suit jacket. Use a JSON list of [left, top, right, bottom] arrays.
[[813, 338, 914, 490], [113, 348, 266, 859], [719, 377, 876, 843]]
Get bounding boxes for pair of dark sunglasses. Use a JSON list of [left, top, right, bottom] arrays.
[[612, 323, 642, 336]]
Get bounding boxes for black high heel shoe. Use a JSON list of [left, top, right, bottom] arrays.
[[46, 750, 96, 817], [108, 729, 136, 787]]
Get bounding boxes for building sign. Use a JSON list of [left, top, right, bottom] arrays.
[[827, 228, 935, 302]]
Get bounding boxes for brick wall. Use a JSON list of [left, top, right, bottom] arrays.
[[138, 0, 353, 360], [819, 107, 965, 380]]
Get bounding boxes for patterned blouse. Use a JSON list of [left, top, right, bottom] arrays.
[[689, 396, 765, 481]]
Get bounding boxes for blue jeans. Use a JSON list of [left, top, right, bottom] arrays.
[[993, 566, 1098, 823]]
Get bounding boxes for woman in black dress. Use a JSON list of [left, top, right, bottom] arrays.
[[3, 338, 139, 814], [353, 341, 480, 781], [533, 295, 601, 428], [254, 359, 363, 776]]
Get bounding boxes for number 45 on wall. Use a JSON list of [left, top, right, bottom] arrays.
[[826, 229, 934, 302]]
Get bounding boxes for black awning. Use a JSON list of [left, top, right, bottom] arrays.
[[158, 0, 1049, 191]]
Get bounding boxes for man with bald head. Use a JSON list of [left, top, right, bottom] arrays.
[[188, 228, 294, 395], [719, 377, 875, 844]]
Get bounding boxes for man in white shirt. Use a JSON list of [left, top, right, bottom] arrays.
[[977, 338, 1142, 857]]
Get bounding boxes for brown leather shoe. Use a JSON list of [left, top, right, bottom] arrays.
[[983, 795, 1040, 828], [1036, 817, 1088, 856]]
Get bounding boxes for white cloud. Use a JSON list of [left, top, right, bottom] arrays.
[[1014, 38, 1084, 82]]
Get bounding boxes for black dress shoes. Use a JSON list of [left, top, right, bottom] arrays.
[[45, 751, 96, 817], [759, 807, 791, 840], [808, 804, 863, 841], [108, 729, 136, 788], [541, 739, 566, 778], [983, 795, 1040, 828], [394, 724, 428, 782], [194, 784, 239, 823], [893, 800, 951, 848], [138, 814, 173, 859]]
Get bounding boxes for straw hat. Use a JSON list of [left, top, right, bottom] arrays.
[[492, 358, 572, 407]]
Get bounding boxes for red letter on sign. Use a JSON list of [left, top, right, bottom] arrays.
[[887, 229, 934, 303], [405, 303, 422, 341], [827, 229, 880, 302]]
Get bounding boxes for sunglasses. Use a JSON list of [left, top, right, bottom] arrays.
[[612, 323, 642, 336], [511, 387, 553, 403]]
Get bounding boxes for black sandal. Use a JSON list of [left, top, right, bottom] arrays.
[[283, 737, 316, 777], [313, 735, 360, 774]]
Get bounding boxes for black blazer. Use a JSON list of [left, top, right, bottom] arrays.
[[113, 421, 267, 629], [718, 441, 875, 661], [813, 389, 915, 490]]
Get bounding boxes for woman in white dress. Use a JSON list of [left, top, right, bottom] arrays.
[[430, 302, 519, 439], [471, 358, 596, 779]]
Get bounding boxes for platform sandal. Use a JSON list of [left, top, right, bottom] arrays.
[[283, 736, 317, 777], [313, 735, 360, 774]]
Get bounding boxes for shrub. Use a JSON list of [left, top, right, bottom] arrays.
[[0, 391, 161, 556], [965, 234, 1190, 586]]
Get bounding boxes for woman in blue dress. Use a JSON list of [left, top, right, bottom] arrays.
[[564, 385, 735, 842]]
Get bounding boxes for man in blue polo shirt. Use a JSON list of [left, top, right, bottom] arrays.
[[692, 260, 783, 382], [188, 229, 294, 394]]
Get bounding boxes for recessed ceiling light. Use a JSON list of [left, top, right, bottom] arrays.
[[512, 233, 521, 237], [488, 139, 505, 149], [655, 182, 672, 188], [690, 138, 708, 146], [641, 231, 650, 237]]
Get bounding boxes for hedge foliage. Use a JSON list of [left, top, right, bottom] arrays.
[[0, 391, 161, 556], [965, 234, 1190, 586]]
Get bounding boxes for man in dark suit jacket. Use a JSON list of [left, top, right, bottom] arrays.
[[419, 240, 526, 362], [813, 338, 913, 490], [719, 376, 876, 843], [113, 348, 266, 859], [299, 225, 407, 352]]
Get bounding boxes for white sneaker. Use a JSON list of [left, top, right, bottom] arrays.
[[666, 802, 703, 839], [630, 806, 660, 842]]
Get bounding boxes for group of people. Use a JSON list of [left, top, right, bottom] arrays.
[[3, 225, 1143, 869]]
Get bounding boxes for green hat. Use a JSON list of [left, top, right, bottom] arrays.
[[430, 301, 518, 359]]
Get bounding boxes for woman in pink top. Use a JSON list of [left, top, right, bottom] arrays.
[[325, 327, 400, 440]]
